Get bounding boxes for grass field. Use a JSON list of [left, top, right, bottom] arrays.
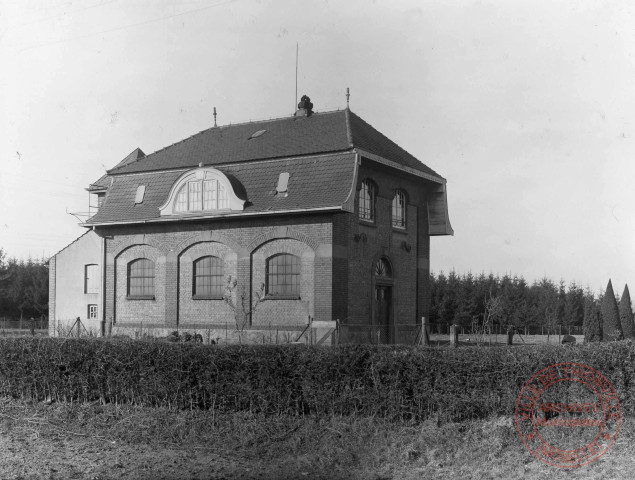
[[0, 397, 632, 479]]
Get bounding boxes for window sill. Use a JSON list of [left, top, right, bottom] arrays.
[[392, 227, 408, 234], [358, 219, 376, 228], [126, 295, 155, 301], [192, 295, 224, 300], [264, 295, 301, 301]]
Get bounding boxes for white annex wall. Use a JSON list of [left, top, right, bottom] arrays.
[[52, 230, 102, 335]]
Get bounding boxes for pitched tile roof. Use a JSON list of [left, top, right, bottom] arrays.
[[86, 153, 357, 225], [107, 109, 442, 179]]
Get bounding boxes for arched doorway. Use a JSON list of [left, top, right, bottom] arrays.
[[373, 257, 393, 344]]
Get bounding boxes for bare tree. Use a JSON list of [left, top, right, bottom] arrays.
[[223, 276, 265, 330]]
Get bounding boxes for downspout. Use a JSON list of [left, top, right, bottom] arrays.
[[101, 231, 107, 337]]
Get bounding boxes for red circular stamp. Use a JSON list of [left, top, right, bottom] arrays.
[[516, 362, 621, 468]]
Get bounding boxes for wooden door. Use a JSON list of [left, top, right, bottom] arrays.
[[375, 286, 392, 344]]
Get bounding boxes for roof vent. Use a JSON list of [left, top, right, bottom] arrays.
[[295, 95, 313, 117], [276, 172, 290, 195], [134, 185, 146, 204], [249, 129, 267, 139]]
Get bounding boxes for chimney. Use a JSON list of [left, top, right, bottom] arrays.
[[295, 94, 313, 117]]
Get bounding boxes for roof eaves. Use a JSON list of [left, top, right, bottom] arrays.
[[355, 148, 446, 184], [51, 230, 93, 258], [83, 206, 345, 228]]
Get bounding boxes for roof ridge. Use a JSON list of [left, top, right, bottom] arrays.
[[107, 109, 346, 174], [344, 107, 353, 148]]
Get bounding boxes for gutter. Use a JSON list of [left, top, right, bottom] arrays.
[[82, 205, 347, 228]]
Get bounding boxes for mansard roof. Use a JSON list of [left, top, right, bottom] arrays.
[[84, 108, 452, 234], [86, 152, 358, 225], [107, 109, 443, 179]]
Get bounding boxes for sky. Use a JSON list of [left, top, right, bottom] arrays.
[[1, 0, 635, 295]]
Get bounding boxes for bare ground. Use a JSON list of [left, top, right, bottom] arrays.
[[1, 397, 634, 480]]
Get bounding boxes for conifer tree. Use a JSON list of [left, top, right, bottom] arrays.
[[601, 280, 623, 341], [583, 295, 602, 343], [619, 284, 635, 339]]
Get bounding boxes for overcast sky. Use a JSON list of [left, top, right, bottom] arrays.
[[2, 0, 634, 295]]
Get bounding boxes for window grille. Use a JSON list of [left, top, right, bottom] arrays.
[[392, 191, 406, 228], [359, 180, 375, 221], [266, 254, 300, 297], [128, 258, 155, 297], [193, 256, 224, 298]]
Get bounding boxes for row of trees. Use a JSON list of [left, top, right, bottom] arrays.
[[429, 271, 598, 331], [0, 248, 49, 320]]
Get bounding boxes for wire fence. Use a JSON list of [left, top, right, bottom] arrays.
[[0, 317, 48, 331], [337, 323, 423, 345], [426, 323, 583, 336]]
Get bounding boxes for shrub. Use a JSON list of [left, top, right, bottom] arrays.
[[0, 338, 634, 422]]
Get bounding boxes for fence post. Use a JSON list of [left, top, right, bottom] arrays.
[[450, 324, 459, 347], [422, 317, 430, 346]]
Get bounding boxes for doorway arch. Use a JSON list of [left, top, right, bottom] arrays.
[[372, 256, 394, 344]]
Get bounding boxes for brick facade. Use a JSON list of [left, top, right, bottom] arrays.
[[93, 159, 435, 343]]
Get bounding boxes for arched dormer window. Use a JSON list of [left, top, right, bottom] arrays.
[[159, 167, 245, 216], [392, 190, 406, 229], [359, 179, 376, 222]]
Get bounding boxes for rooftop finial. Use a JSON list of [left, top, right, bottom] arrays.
[[346, 87, 350, 108], [213, 107, 217, 127]]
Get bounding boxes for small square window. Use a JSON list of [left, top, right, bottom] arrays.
[[87, 304, 98, 319]]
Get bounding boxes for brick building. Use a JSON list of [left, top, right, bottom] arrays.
[[49, 98, 452, 343]]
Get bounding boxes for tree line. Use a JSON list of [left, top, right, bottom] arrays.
[[0, 248, 49, 320], [429, 270, 603, 331]]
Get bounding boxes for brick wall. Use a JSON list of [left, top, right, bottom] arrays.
[[99, 214, 334, 329], [178, 241, 237, 327], [342, 158, 435, 342]]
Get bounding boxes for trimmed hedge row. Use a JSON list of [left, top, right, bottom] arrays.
[[1, 338, 635, 421]]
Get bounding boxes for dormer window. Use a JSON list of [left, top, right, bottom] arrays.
[[174, 179, 229, 212], [159, 166, 245, 216]]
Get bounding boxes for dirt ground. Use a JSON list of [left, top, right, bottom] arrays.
[[0, 431, 358, 480], [1, 397, 633, 480]]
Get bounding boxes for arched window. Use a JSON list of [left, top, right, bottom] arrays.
[[392, 190, 406, 229], [359, 179, 375, 222], [266, 254, 300, 297], [127, 258, 154, 298], [374, 257, 393, 278], [193, 256, 224, 298], [174, 179, 229, 212]]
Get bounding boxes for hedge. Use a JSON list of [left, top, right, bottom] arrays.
[[1, 338, 635, 422]]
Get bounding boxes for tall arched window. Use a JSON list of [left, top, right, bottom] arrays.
[[359, 179, 375, 222], [266, 254, 300, 297], [392, 190, 406, 229], [127, 258, 155, 298], [193, 256, 224, 298]]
